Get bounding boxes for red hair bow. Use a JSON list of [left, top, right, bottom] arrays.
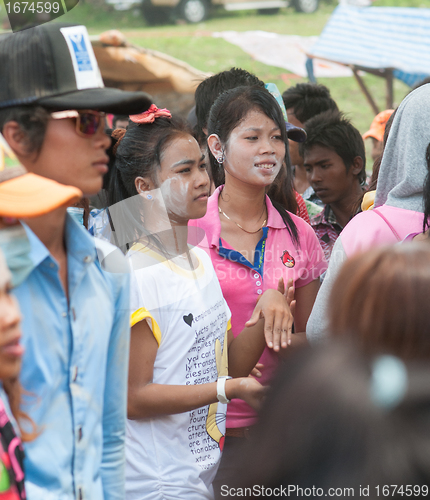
[[129, 104, 172, 124]]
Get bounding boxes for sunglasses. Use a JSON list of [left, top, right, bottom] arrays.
[[50, 110, 106, 137]]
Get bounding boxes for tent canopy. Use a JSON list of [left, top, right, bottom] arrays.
[[307, 6, 430, 114], [90, 30, 210, 117]]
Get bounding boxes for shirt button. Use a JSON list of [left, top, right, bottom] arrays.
[[83, 255, 92, 263], [257, 289, 263, 295], [256, 281, 261, 286], [253, 273, 259, 279], [62, 312, 67, 318]]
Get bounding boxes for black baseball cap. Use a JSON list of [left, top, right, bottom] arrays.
[[285, 122, 307, 143], [0, 23, 152, 115]]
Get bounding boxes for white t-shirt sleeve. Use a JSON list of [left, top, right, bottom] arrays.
[[306, 235, 347, 343], [129, 269, 162, 345]]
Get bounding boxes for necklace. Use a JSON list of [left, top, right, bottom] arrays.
[[218, 205, 267, 234]]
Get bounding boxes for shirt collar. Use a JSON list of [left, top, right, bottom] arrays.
[[65, 212, 97, 265], [204, 186, 285, 249], [311, 204, 339, 227], [323, 204, 338, 225], [22, 222, 51, 269], [204, 187, 222, 249], [22, 213, 97, 269]]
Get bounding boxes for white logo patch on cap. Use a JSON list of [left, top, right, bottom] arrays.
[[60, 26, 104, 90]]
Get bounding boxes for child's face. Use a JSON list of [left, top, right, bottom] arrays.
[[303, 144, 357, 207], [157, 134, 209, 223], [223, 108, 285, 188], [24, 112, 111, 197], [0, 254, 23, 381]]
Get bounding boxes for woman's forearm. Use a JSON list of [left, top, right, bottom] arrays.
[[127, 378, 251, 419]]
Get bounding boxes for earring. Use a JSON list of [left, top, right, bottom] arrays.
[[217, 153, 225, 166], [146, 194, 153, 200]]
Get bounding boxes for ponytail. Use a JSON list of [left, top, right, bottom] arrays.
[[267, 162, 299, 245]]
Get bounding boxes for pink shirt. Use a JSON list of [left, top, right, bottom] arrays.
[[340, 205, 424, 257], [189, 187, 327, 428]]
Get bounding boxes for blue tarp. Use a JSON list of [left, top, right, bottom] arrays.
[[307, 5, 430, 87]]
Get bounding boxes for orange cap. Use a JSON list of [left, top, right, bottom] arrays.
[[363, 109, 395, 143], [0, 167, 82, 218]]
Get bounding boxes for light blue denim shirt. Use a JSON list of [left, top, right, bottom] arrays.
[[13, 214, 130, 500]]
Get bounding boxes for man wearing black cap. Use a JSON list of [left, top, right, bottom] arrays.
[[0, 23, 151, 500]]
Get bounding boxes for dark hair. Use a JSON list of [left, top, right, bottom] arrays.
[[0, 105, 49, 155], [3, 379, 38, 442], [299, 110, 367, 185], [195, 68, 265, 143], [231, 341, 430, 497], [422, 142, 430, 232], [412, 77, 430, 92], [112, 114, 129, 128], [282, 83, 338, 125], [329, 243, 430, 360], [107, 117, 192, 251], [207, 85, 299, 244]]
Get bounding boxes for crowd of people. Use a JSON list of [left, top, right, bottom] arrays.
[[1, 20, 430, 500]]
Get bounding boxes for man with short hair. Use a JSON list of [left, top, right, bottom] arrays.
[[0, 23, 151, 500], [112, 114, 129, 130], [300, 111, 366, 262], [282, 83, 339, 205]]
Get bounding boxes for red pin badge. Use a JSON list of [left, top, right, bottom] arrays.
[[281, 250, 295, 268]]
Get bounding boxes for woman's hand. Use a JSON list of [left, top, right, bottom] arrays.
[[250, 362, 264, 378], [245, 279, 295, 352], [277, 277, 296, 315]]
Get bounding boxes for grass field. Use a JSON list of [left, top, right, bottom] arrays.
[[1, 0, 427, 166]]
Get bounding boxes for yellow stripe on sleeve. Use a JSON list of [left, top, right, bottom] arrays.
[[130, 307, 162, 346], [227, 318, 231, 331]]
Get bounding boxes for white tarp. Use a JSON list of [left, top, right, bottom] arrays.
[[212, 30, 352, 78]]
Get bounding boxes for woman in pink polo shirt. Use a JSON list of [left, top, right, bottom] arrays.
[[188, 85, 327, 492]]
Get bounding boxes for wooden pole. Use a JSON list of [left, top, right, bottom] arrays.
[[351, 66, 380, 115], [385, 69, 394, 109]]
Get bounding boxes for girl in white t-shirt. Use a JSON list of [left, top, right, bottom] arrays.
[[108, 107, 294, 500]]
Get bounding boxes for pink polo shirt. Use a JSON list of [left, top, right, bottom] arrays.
[[188, 186, 327, 428], [340, 205, 424, 257]]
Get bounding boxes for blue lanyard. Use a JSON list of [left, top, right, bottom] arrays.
[[218, 227, 268, 276]]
